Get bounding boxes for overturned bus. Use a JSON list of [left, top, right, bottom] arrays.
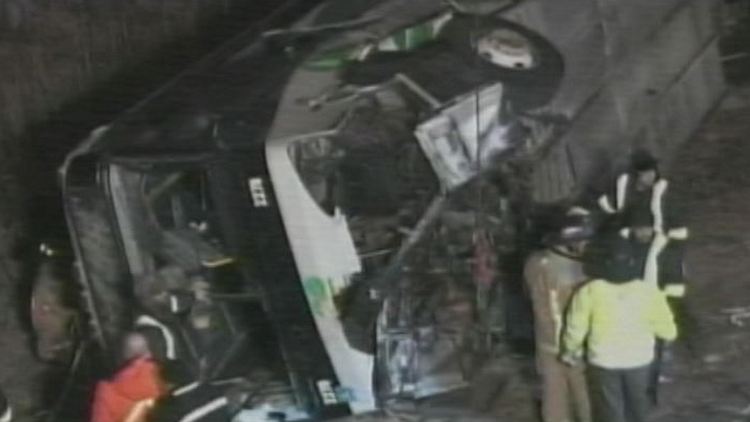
[[54, 0, 723, 420]]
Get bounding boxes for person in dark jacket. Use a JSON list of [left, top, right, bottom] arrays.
[[597, 150, 688, 240], [597, 151, 690, 403], [621, 223, 689, 405]]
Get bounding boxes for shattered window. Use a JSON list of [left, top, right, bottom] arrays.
[[286, 98, 442, 269], [107, 167, 233, 275], [287, 136, 344, 216], [144, 171, 213, 231], [109, 164, 256, 378], [303, 12, 453, 71]]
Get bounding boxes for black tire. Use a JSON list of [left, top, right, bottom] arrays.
[[342, 15, 564, 112], [440, 14, 565, 111]]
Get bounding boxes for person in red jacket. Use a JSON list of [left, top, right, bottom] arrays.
[[90, 329, 168, 422]]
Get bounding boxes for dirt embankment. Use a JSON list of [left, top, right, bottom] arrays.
[[0, 1, 273, 419], [651, 85, 750, 422]]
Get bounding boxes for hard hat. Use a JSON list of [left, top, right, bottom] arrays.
[[566, 206, 590, 217], [544, 212, 597, 246]]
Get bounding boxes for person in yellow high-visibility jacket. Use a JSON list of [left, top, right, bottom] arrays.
[[561, 236, 677, 422]]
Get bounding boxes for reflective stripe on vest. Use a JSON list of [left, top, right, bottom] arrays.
[[549, 289, 562, 352], [124, 399, 156, 422], [643, 233, 669, 287], [651, 179, 668, 234], [616, 173, 629, 211], [136, 315, 177, 360], [178, 397, 229, 422], [663, 284, 686, 298], [598, 195, 617, 214], [644, 229, 688, 293], [599, 174, 630, 214]]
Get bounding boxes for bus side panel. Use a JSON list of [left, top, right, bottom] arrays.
[[206, 155, 352, 419], [265, 142, 378, 414]]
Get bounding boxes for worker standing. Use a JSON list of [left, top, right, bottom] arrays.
[[524, 208, 594, 422], [90, 327, 168, 422], [619, 224, 687, 405], [561, 237, 677, 422], [597, 150, 688, 244], [608, 150, 689, 294], [606, 150, 689, 404], [596, 150, 659, 223], [597, 150, 690, 405]]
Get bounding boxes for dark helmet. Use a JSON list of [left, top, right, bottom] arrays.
[[631, 149, 659, 173], [584, 232, 643, 283]]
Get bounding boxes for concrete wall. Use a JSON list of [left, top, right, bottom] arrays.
[[503, 0, 726, 203]]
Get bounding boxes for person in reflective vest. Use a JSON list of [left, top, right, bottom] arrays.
[[621, 226, 689, 300], [90, 328, 168, 422], [597, 151, 657, 223], [597, 150, 688, 243], [625, 152, 689, 302], [561, 236, 677, 422], [524, 207, 594, 422], [620, 223, 689, 405], [598, 151, 689, 404]]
